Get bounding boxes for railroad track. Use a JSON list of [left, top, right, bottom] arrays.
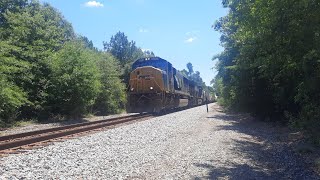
[[0, 113, 152, 156]]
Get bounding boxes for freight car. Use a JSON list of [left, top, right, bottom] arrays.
[[127, 57, 212, 113]]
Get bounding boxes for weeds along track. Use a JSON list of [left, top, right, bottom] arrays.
[[0, 114, 152, 156]]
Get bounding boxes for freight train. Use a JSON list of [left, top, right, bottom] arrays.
[[127, 57, 214, 113]]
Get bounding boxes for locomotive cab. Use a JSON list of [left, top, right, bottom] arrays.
[[129, 66, 166, 94], [127, 65, 167, 113]]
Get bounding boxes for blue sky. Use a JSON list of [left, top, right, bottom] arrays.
[[41, 0, 228, 85]]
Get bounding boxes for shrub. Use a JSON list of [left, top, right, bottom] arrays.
[[46, 41, 101, 117]]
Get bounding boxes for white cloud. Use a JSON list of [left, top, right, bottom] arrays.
[[185, 37, 197, 43], [139, 28, 149, 33], [84, 1, 104, 8], [184, 30, 199, 43]]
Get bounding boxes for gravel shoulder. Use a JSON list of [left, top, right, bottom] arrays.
[[0, 103, 319, 179]]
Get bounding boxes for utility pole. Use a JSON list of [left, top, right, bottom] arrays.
[[206, 98, 208, 113]]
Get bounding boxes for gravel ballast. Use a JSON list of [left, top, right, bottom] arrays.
[[0, 103, 318, 179]]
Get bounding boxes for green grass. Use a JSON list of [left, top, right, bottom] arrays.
[[0, 119, 37, 129], [13, 119, 37, 127]]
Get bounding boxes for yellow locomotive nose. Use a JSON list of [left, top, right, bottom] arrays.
[[129, 66, 165, 93]]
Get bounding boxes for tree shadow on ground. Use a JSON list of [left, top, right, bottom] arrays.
[[193, 162, 271, 180], [192, 113, 319, 179]]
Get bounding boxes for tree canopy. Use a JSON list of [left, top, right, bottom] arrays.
[[0, 1, 128, 126], [181, 62, 205, 87], [103, 31, 156, 84], [103, 31, 144, 65], [214, 0, 320, 140]]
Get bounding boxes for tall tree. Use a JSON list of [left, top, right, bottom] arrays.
[[186, 62, 194, 76], [103, 31, 144, 65], [0, 0, 130, 125], [103, 31, 146, 84], [0, 1, 75, 118], [78, 35, 97, 51], [214, 0, 320, 138], [143, 50, 156, 58], [181, 62, 204, 87]]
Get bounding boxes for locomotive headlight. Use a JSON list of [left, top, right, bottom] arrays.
[[150, 87, 153, 90]]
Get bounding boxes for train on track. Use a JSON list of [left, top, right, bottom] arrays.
[[127, 57, 215, 113]]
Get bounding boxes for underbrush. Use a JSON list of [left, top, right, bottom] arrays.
[[0, 118, 37, 129], [217, 97, 320, 146]]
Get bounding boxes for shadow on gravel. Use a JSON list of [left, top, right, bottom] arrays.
[[193, 162, 270, 180], [193, 113, 320, 179]]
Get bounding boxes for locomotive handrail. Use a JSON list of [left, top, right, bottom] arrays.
[[150, 77, 164, 91]]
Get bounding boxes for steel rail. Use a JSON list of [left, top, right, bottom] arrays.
[[0, 114, 144, 142], [0, 114, 151, 151]]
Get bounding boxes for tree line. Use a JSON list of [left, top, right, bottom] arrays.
[[0, 0, 153, 126], [180, 62, 214, 94], [213, 0, 320, 141]]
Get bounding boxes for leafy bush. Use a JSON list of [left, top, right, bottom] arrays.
[[93, 53, 127, 115], [0, 76, 28, 126], [46, 41, 101, 117]]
